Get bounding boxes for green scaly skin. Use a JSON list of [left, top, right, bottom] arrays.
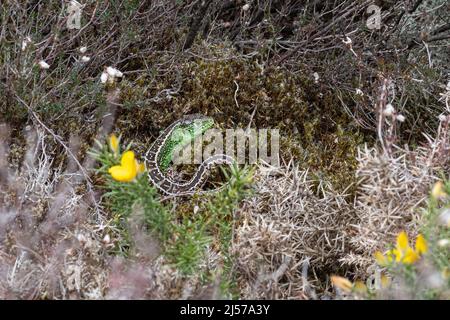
[[145, 114, 234, 195], [158, 118, 214, 172]]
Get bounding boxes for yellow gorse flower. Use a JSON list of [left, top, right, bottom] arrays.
[[375, 251, 389, 266], [106, 133, 146, 182], [415, 234, 428, 255], [108, 150, 145, 182], [431, 181, 447, 200], [396, 231, 408, 251], [331, 275, 369, 296], [374, 231, 428, 266], [330, 275, 353, 293], [137, 161, 146, 174], [442, 267, 450, 280], [109, 134, 119, 155], [353, 280, 367, 294], [380, 275, 391, 288]]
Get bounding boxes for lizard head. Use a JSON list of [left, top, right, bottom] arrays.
[[156, 114, 215, 172], [178, 114, 214, 134]]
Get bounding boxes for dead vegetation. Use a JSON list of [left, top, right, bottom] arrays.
[[231, 113, 450, 298], [0, 124, 107, 299], [1, 107, 450, 299], [1, 0, 449, 299]]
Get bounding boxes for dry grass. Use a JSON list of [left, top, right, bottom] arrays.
[[231, 112, 450, 299], [0, 124, 108, 299], [1, 0, 449, 300], [1, 103, 449, 299], [232, 161, 356, 298]]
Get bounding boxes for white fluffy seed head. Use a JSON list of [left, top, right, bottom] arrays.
[[102, 234, 111, 244], [106, 66, 123, 78], [21, 37, 32, 51], [383, 103, 395, 116], [101, 67, 123, 84], [38, 60, 50, 70], [437, 239, 450, 248], [439, 208, 450, 227], [100, 72, 108, 83], [342, 36, 352, 45], [106, 66, 117, 77], [313, 72, 319, 83], [77, 233, 87, 243]]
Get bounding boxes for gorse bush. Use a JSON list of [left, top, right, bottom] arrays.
[[331, 181, 450, 300], [91, 134, 253, 294]]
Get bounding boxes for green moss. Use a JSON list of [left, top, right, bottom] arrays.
[[117, 44, 366, 192]]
